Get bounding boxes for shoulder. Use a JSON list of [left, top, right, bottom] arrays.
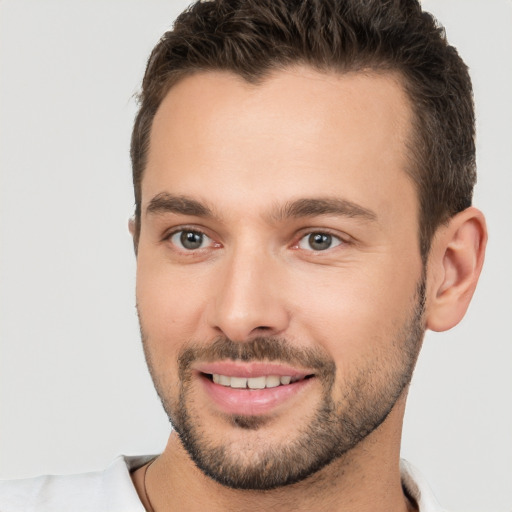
[[400, 459, 449, 512], [0, 455, 155, 512]]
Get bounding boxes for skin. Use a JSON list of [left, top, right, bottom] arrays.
[[130, 67, 487, 511]]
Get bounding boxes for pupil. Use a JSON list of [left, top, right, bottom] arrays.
[[309, 233, 331, 251], [181, 231, 203, 249]]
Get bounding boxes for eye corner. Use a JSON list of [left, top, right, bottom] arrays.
[[163, 226, 221, 253], [296, 231, 345, 252]]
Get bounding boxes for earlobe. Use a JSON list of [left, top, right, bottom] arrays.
[[128, 216, 136, 236], [128, 216, 139, 256], [426, 207, 487, 332]]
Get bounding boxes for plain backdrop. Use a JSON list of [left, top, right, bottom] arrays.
[[1, 1, 511, 510]]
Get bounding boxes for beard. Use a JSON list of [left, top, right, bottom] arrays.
[[140, 279, 426, 491]]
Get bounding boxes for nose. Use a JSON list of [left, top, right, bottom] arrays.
[[206, 245, 290, 342]]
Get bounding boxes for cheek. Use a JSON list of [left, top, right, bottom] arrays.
[[290, 261, 420, 363], [135, 254, 209, 361]]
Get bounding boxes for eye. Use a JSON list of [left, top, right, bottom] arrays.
[[169, 229, 213, 250], [297, 232, 343, 251]]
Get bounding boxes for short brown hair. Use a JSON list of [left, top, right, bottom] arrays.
[[131, 0, 475, 258]]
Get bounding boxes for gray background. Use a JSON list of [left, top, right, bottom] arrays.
[[1, 1, 511, 510]]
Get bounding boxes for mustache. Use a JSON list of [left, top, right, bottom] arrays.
[[178, 336, 336, 377]]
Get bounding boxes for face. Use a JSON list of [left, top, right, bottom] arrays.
[[135, 67, 426, 490]]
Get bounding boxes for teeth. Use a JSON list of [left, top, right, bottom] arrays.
[[219, 375, 231, 386], [211, 374, 299, 389], [265, 375, 280, 388], [230, 377, 247, 388], [247, 376, 266, 389]]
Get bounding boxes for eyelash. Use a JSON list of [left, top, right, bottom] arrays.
[[163, 227, 349, 254], [295, 231, 345, 252], [164, 227, 220, 252]]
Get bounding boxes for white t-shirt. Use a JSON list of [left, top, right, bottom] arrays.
[[0, 456, 446, 511]]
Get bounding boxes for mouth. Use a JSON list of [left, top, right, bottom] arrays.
[[203, 373, 313, 389], [194, 362, 317, 416]]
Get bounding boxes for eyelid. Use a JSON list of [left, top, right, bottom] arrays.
[[291, 228, 352, 251], [163, 225, 222, 250], [163, 224, 208, 240]]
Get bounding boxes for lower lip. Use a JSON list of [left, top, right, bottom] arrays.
[[199, 374, 314, 416]]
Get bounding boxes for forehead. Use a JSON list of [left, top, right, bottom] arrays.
[[143, 66, 416, 224]]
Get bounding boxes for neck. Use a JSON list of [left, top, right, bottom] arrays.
[[133, 396, 415, 512]]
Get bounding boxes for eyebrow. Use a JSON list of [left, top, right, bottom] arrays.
[[146, 193, 214, 217], [145, 193, 377, 223], [272, 197, 377, 222]]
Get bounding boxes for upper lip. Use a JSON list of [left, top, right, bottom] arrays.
[[194, 361, 315, 379]]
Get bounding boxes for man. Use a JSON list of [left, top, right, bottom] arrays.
[[0, 0, 487, 510]]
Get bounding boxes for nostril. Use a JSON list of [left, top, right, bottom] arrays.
[[251, 326, 275, 336]]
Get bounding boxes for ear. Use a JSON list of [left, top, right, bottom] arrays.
[[128, 216, 139, 256], [128, 216, 136, 236], [425, 207, 487, 332]]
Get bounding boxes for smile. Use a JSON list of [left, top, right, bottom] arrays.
[[194, 362, 316, 416], [209, 374, 306, 389]]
